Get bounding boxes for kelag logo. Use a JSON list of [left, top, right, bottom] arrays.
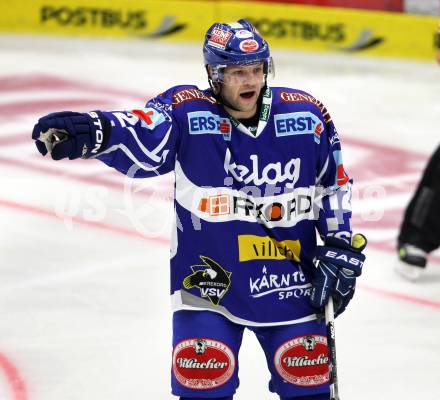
[[224, 149, 300, 187]]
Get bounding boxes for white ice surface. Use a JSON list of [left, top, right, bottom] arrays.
[[0, 34, 439, 400]]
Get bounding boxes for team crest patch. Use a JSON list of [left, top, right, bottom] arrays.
[[172, 89, 217, 106], [183, 256, 232, 305], [208, 28, 233, 50], [239, 39, 259, 52], [235, 29, 253, 39], [173, 338, 236, 389], [274, 335, 329, 387]]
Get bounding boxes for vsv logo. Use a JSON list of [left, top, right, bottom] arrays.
[[224, 149, 300, 188], [183, 256, 232, 305], [200, 288, 226, 298], [274, 111, 323, 142], [188, 111, 231, 140]]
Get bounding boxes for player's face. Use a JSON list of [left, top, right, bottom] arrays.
[[220, 63, 264, 117]]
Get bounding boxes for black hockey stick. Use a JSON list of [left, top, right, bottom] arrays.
[[324, 233, 367, 400], [325, 296, 340, 400]]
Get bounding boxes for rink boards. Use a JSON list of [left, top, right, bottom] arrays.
[[0, 0, 438, 61]]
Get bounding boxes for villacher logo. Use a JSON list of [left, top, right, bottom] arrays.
[[173, 338, 235, 389], [274, 335, 329, 387]]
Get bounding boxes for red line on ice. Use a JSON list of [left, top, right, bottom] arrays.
[[0, 134, 30, 147], [0, 352, 27, 400], [358, 283, 440, 310], [0, 198, 169, 246], [0, 73, 147, 100], [0, 99, 115, 116]]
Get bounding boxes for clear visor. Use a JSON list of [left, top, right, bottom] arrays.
[[210, 57, 275, 86]]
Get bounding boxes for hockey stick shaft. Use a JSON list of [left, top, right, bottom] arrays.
[[325, 297, 340, 400]]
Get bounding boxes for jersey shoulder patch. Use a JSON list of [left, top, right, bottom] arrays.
[[171, 85, 217, 107], [272, 87, 332, 124]]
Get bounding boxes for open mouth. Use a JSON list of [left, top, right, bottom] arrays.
[[239, 91, 256, 99]]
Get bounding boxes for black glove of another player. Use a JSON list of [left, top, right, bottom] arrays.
[[32, 111, 110, 160], [310, 233, 367, 317]]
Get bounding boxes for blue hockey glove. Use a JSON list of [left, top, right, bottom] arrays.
[[32, 111, 110, 160], [310, 233, 367, 317]]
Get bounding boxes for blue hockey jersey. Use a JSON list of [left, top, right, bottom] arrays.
[[96, 85, 352, 326]]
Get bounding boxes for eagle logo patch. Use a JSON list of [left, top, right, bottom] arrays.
[[183, 256, 232, 305]]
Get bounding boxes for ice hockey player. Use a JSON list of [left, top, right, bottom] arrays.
[[32, 20, 367, 400], [395, 145, 440, 280], [395, 23, 440, 281]]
